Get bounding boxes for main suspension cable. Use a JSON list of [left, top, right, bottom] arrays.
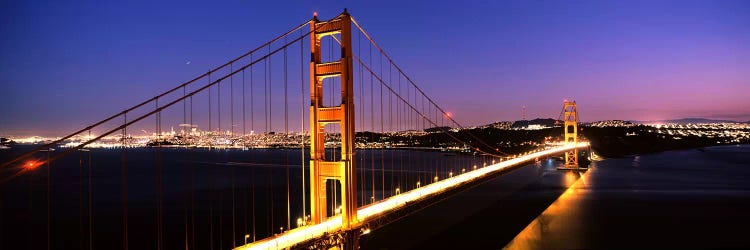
[[353, 56, 501, 157], [351, 17, 506, 157]]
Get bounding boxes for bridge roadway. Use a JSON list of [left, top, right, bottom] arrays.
[[237, 143, 589, 250]]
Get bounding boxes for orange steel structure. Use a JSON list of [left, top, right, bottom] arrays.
[[559, 100, 583, 170], [308, 10, 359, 230]]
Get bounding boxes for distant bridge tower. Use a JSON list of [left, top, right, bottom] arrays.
[[309, 10, 359, 230], [558, 100, 585, 170]]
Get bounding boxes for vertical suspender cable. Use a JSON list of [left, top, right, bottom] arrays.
[[231, 64, 235, 138], [209, 189, 214, 250], [379, 52, 384, 200], [218, 73, 222, 137], [79, 149, 83, 249], [362, 29, 366, 206], [369, 40, 374, 203], [47, 146, 50, 250], [251, 159, 256, 242], [243, 64, 247, 138], [250, 54, 255, 138], [378, 54, 385, 200], [182, 85, 189, 250], [190, 94, 195, 248], [403, 74, 408, 187], [29, 164, 33, 250], [398, 73, 403, 191], [300, 29, 307, 221], [122, 113, 129, 250], [414, 84, 419, 183], [389, 63, 393, 196], [242, 68, 248, 240], [231, 148, 236, 248], [263, 45, 269, 236], [415, 85, 420, 182], [268, 44, 272, 134], [209, 72, 212, 133], [156, 99, 163, 250], [231, 62, 237, 248], [422, 96, 426, 183], [266, 43, 274, 236], [219, 75, 226, 250], [405, 78, 411, 189], [284, 38, 291, 232], [88, 148, 92, 249], [250, 53, 256, 243]]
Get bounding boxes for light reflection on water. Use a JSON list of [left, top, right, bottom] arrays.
[[502, 168, 589, 250], [504, 145, 750, 249]]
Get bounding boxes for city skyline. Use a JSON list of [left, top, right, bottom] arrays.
[[2, 0, 749, 137]]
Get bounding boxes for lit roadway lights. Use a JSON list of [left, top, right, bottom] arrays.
[[24, 161, 40, 171], [236, 143, 589, 250], [26, 162, 37, 170]]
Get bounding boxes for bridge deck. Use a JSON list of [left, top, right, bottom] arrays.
[[237, 143, 589, 250]]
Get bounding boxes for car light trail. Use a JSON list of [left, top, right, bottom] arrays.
[[237, 143, 589, 250]]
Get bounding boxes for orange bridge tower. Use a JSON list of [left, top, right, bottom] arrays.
[[558, 100, 586, 170], [308, 10, 359, 230]]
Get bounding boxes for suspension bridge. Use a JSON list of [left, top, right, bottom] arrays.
[[0, 10, 588, 250]]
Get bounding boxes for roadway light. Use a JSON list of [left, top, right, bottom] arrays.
[[25, 161, 38, 170], [244, 234, 250, 244]]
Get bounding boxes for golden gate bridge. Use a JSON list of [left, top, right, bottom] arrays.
[[0, 9, 588, 250]]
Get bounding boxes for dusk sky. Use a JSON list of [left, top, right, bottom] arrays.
[[2, 0, 749, 136]]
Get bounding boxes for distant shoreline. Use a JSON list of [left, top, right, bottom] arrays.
[[584, 126, 750, 158]]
